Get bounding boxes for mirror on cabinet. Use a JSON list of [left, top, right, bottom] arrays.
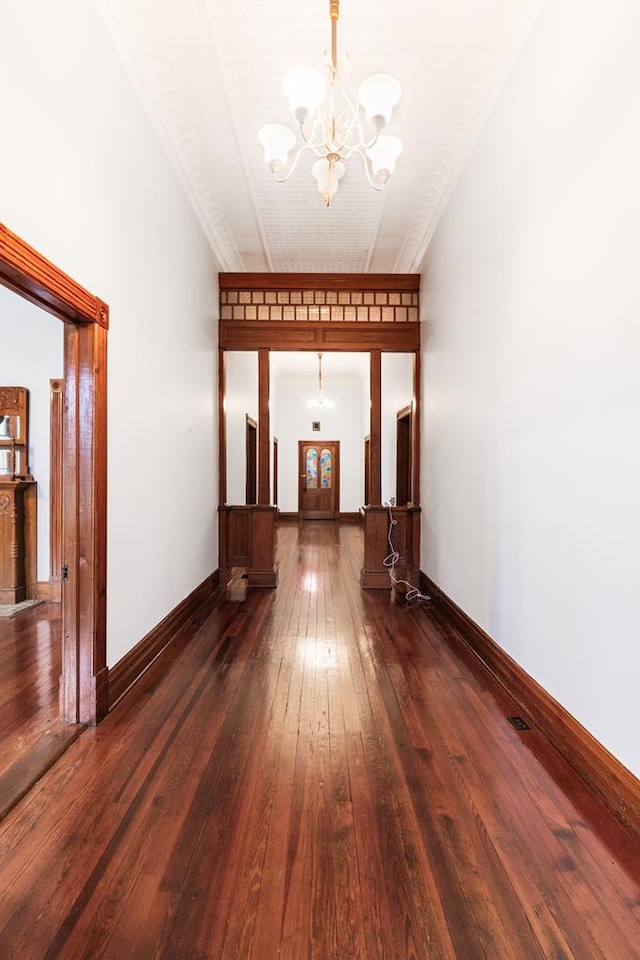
[[0, 387, 31, 479]]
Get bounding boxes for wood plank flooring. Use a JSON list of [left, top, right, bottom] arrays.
[[0, 521, 639, 958], [0, 601, 79, 818]]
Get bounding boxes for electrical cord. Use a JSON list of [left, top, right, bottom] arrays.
[[383, 500, 431, 604]]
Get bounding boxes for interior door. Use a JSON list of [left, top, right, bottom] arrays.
[[245, 415, 257, 505], [298, 440, 340, 519], [396, 406, 412, 506]]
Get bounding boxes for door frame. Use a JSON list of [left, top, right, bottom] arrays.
[[0, 223, 108, 724], [396, 404, 412, 507], [298, 439, 340, 519], [245, 414, 257, 505]]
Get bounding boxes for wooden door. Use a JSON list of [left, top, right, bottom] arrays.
[[298, 441, 340, 519], [245, 415, 257, 505], [396, 406, 412, 506], [363, 435, 370, 506]]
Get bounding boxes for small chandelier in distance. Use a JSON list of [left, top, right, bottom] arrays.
[[308, 353, 335, 410], [258, 0, 403, 206]]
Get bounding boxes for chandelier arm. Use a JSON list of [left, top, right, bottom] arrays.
[[330, 74, 381, 152], [271, 143, 314, 183], [356, 148, 385, 191], [297, 118, 333, 155]]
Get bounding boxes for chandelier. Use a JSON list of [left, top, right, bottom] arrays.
[[258, 0, 403, 206], [308, 353, 335, 410]]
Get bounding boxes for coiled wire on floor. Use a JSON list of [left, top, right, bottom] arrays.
[[383, 501, 431, 604]]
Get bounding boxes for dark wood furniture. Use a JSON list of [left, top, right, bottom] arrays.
[[0, 386, 37, 604]]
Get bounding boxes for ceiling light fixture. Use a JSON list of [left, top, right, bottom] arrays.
[[258, 0, 403, 206], [308, 352, 335, 410]]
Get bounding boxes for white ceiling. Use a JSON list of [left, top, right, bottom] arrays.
[[270, 350, 370, 381], [95, 0, 544, 275]]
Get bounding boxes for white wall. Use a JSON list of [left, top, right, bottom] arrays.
[[274, 378, 365, 513], [225, 352, 259, 504], [0, 288, 63, 581], [382, 354, 414, 505], [0, 1, 220, 666], [420, 0, 640, 775]]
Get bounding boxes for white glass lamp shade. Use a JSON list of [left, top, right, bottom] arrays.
[[258, 124, 296, 172], [366, 135, 403, 183], [283, 65, 326, 123], [312, 157, 346, 205], [358, 73, 402, 128]]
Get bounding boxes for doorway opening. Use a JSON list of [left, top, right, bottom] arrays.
[[0, 222, 108, 727], [245, 415, 257, 505], [396, 405, 412, 506], [363, 435, 370, 506], [272, 437, 279, 507]]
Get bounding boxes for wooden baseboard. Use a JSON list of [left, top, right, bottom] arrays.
[[37, 579, 62, 603], [108, 571, 219, 711], [421, 572, 640, 840], [277, 512, 362, 523]]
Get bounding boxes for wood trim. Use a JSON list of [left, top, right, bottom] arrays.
[[0, 222, 108, 726], [49, 378, 64, 586], [108, 573, 219, 710], [421, 573, 640, 840], [220, 272, 420, 292], [61, 320, 109, 724], [219, 320, 420, 353], [0, 223, 108, 328], [339, 512, 363, 523]]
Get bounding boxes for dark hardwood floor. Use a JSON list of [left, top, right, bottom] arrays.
[[0, 601, 80, 819], [0, 521, 639, 958]]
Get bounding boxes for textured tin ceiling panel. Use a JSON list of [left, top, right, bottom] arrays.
[[95, 0, 544, 274]]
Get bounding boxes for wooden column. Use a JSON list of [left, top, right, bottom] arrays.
[[61, 319, 108, 724], [258, 349, 270, 505]]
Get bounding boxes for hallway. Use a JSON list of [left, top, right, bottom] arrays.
[[0, 521, 639, 958]]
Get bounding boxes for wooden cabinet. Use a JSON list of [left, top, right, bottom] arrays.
[[0, 387, 36, 604], [0, 480, 36, 603]]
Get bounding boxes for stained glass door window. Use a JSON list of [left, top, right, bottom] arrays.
[[306, 447, 318, 488], [320, 448, 332, 488]]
